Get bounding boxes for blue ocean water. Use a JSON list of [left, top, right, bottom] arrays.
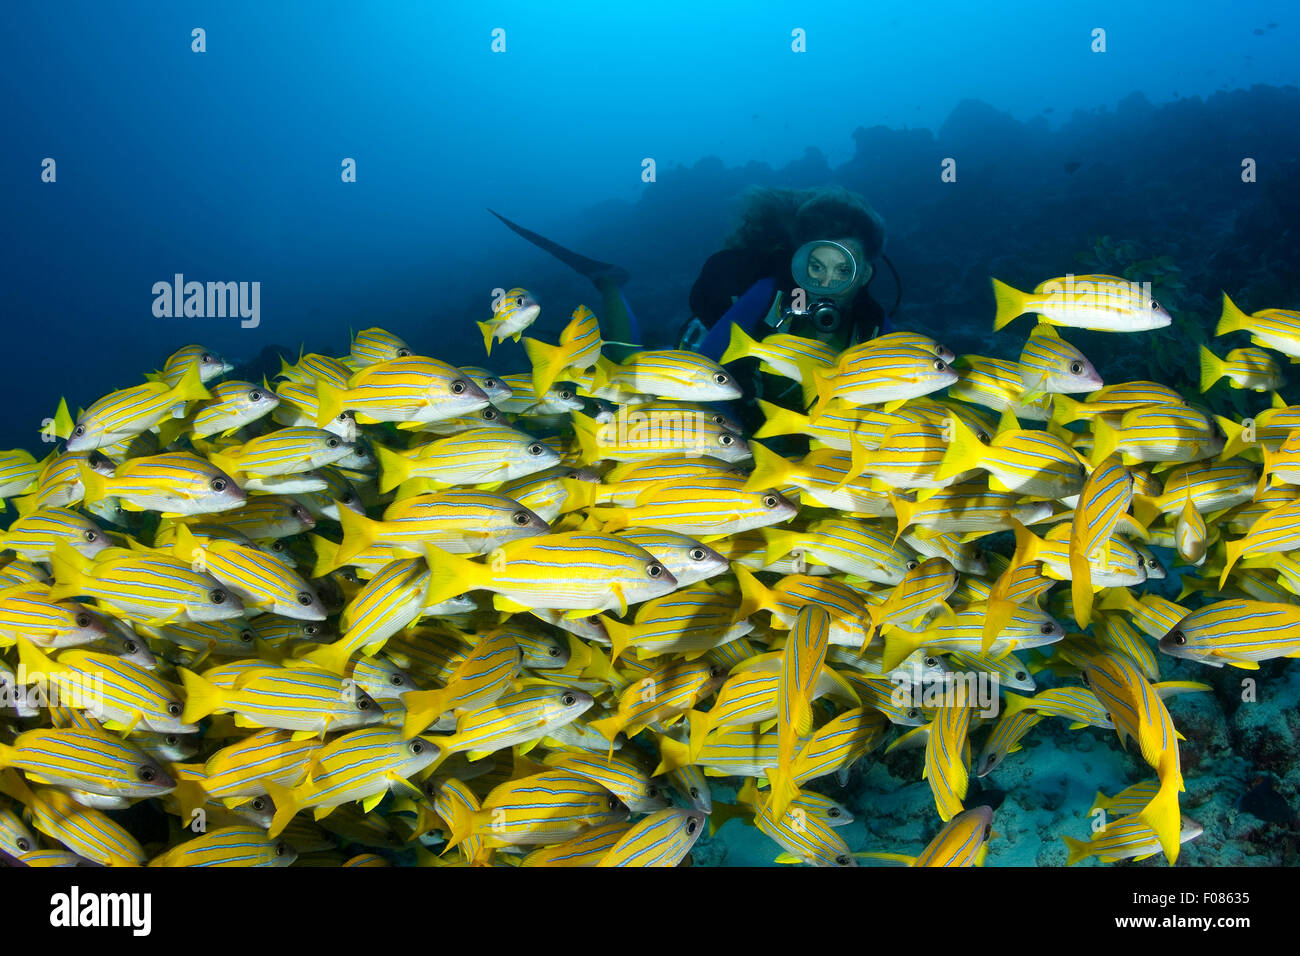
[[2, 1, 1298, 866]]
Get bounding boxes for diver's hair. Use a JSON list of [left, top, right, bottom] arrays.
[[724, 185, 886, 260]]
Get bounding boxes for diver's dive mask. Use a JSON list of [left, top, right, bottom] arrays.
[[781, 240, 873, 334]]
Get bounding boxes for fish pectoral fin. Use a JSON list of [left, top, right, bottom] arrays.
[[361, 791, 385, 814]]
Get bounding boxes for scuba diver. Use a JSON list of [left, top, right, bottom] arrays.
[[679, 185, 897, 363], [488, 186, 898, 432]]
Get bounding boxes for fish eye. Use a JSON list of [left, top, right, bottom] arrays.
[[690, 548, 707, 561], [291, 506, 310, 521], [689, 787, 700, 799], [828, 807, 841, 818], [210, 589, 227, 604], [409, 740, 424, 755], [396, 348, 412, 357], [166, 701, 182, 717], [356, 698, 372, 710], [512, 511, 532, 526], [527, 443, 544, 456], [762, 494, 779, 508], [201, 354, 213, 363], [1069, 362, 1083, 374], [559, 389, 573, 400], [304, 624, 320, 636], [713, 373, 729, 385], [906, 560, 919, 571], [686, 818, 699, 834], [84, 530, 98, 541], [561, 693, 577, 706], [249, 390, 262, 401], [138, 766, 157, 782], [1039, 623, 1054, 635], [548, 645, 561, 657], [240, 629, 255, 643], [390, 674, 405, 686], [709, 665, 725, 678], [608, 796, 619, 810], [75, 613, 91, 627], [924, 656, 939, 668], [515, 296, 525, 306], [73, 425, 85, 436], [647, 563, 665, 578], [326, 437, 340, 448], [124, 640, 138, 653], [249, 797, 267, 811], [1148, 558, 1162, 571], [275, 842, 287, 857], [483, 408, 499, 421], [720, 435, 734, 446], [16, 838, 31, 851], [450, 380, 467, 394], [210, 478, 227, 492], [977, 430, 991, 442], [835, 854, 851, 865], [906, 708, 920, 719], [1170, 629, 1186, 646], [934, 360, 947, 371], [296, 591, 314, 606], [1150, 300, 1160, 310], [482, 378, 497, 389], [165, 735, 180, 746], [711, 415, 726, 425], [1015, 671, 1027, 681], [337, 412, 351, 423]]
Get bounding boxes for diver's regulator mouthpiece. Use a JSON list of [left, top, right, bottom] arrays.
[[778, 239, 873, 334]]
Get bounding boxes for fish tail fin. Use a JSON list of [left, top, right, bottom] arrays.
[[881, 627, 924, 673], [1130, 493, 1162, 530], [75, 462, 110, 506], [602, 615, 635, 664], [421, 545, 484, 611], [569, 411, 604, 463], [308, 534, 341, 578], [1215, 292, 1251, 336], [401, 688, 448, 739], [808, 366, 835, 416], [764, 765, 801, 823], [730, 564, 769, 623], [263, 780, 300, 839], [1198, 345, 1224, 393], [301, 639, 354, 677], [1050, 393, 1082, 427], [46, 540, 90, 602], [444, 795, 478, 853], [1090, 417, 1119, 467], [372, 443, 413, 495], [0, 767, 33, 800], [991, 278, 1029, 331], [170, 359, 213, 405], [587, 714, 622, 745], [719, 322, 758, 365], [1139, 774, 1183, 864], [1061, 834, 1091, 867], [753, 400, 808, 440], [760, 526, 798, 566], [743, 441, 792, 494], [477, 321, 497, 356], [981, 597, 1016, 654], [522, 336, 564, 398], [558, 477, 597, 513], [178, 667, 223, 723], [1213, 415, 1249, 461], [653, 732, 693, 777], [936, 412, 984, 482], [16, 637, 60, 685], [313, 380, 347, 429], [334, 505, 380, 567], [1070, 550, 1095, 629], [51, 397, 75, 440], [1219, 537, 1246, 590], [686, 709, 711, 765]]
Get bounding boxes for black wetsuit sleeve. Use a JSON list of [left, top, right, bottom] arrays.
[[690, 249, 768, 328]]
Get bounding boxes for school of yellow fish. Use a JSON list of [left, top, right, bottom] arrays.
[[0, 275, 1298, 867]]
